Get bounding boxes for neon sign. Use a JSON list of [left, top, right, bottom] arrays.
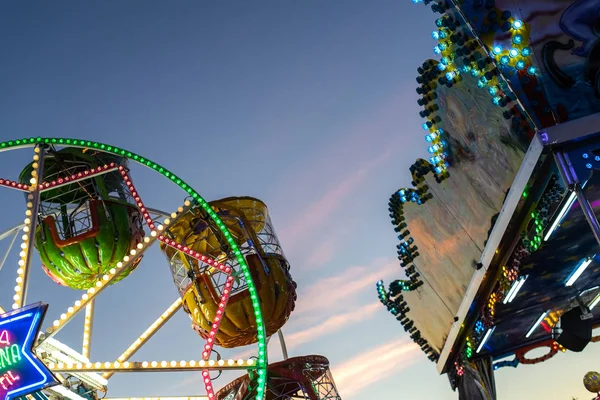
[[0, 303, 57, 400]]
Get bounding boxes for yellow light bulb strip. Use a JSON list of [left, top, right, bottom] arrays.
[[36, 200, 193, 346], [102, 297, 183, 379], [106, 397, 208, 400], [47, 358, 255, 373], [82, 300, 95, 359], [13, 145, 45, 310]]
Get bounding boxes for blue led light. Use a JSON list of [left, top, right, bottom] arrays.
[[509, 48, 519, 58], [493, 45, 502, 55], [438, 63, 447, 71], [488, 86, 498, 95], [527, 66, 538, 76], [493, 96, 502, 106], [512, 34, 523, 45], [438, 42, 447, 51], [583, 153, 589, 159], [512, 19, 523, 29], [446, 71, 455, 81], [587, 163, 593, 169], [522, 47, 532, 57], [595, 156, 600, 162], [433, 45, 441, 55], [515, 60, 526, 70], [500, 56, 510, 65], [432, 31, 439, 40]]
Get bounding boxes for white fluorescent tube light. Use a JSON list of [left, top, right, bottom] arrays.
[[503, 280, 519, 304], [476, 326, 496, 353], [506, 276, 527, 304], [526, 310, 549, 338], [544, 191, 577, 241], [589, 294, 600, 310], [566, 257, 594, 287]]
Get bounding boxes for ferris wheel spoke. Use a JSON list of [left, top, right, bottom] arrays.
[[0, 178, 30, 192], [200, 274, 235, 399], [0, 228, 21, 275], [47, 358, 256, 373], [35, 200, 194, 346], [13, 145, 46, 309], [37, 163, 119, 192], [82, 300, 95, 359], [119, 167, 234, 276], [102, 297, 183, 380], [106, 397, 209, 400]]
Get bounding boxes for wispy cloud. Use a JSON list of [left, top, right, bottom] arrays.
[[332, 338, 421, 398], [285, 302, 380, 348], [306, 236, 337, 267], [279, 149, 392, 248], [294, 258, 397, 317]]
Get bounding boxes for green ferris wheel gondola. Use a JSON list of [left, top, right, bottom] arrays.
[[19, 147, 124, 204], [19, 147, 145, 290]]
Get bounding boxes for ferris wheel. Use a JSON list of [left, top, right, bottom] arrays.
[[0, 138, 342, 400]]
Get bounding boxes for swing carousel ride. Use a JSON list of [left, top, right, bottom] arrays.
[[0, 139, 342, 400], [378, 0, 600, 398]]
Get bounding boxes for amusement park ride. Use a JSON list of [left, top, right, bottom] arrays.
[[378, 0, 600, 398], [0, 141, 342, 400]]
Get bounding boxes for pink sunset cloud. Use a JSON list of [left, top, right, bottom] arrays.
[[332, 338, 422, 398], [279, 149, 393, 248], [284, 302, 380, 348], [293, 258, 397, 317]]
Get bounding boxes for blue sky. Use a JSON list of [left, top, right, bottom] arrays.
[[1, 1, 600, 399]]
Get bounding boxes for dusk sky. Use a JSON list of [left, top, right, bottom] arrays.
[[1, 1, 599, 399]]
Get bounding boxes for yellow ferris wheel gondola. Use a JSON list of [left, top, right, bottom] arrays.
[[160, 196, 297, 348]]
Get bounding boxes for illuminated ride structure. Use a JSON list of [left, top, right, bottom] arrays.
[[0, 140, 342, 400], [378, 0, 600, 398]]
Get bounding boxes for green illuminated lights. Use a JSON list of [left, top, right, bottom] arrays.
[[0, 137, 267, 400], [0, 345, 21, 371]]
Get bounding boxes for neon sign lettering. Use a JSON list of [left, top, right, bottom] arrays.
[[0, 303, 57, 400], [0, 372, 19, 390], [0, 331, 9, 348], [0, 346, 20, 371]]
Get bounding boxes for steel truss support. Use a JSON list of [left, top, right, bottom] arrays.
[[103, 297, 183, 379]]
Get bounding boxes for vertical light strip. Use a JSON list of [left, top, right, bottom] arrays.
[[201, 275, 235, 398], [544, 191, 577, 241], [526, 310, 550, 338], [589, 293, 600, 310], [566, 257, 594, 287], [14, 145, 45, 309], [476, 326, 495, 353], [82, 300, 95, 359]]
